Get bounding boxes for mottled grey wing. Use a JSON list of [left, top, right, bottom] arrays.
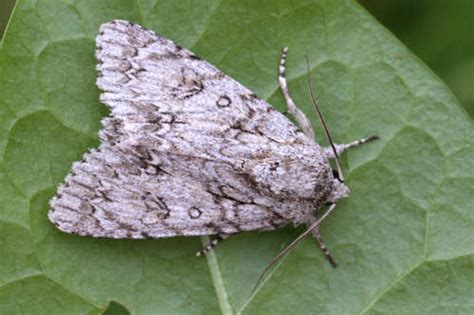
[[49, 20, 312, 238], [49, 143, 289, 238], [95, 20, 313, 159]]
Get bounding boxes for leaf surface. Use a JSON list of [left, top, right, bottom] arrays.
[[0, 0, 472, 314]]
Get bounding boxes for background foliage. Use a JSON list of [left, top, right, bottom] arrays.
[[360, 0, 474, 118], [2, 0, 472, 116], [0, 1, 473, 314]]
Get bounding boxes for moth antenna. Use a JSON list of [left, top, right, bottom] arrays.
[[250, 203, 337, 295], [305, 56, 345, 182]]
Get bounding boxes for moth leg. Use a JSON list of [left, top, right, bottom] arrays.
[[195, 234, 230, 257], [324, 135, 379, 158], [311, 225, 337, 267], [308, 210, 338, 267], [278, 47, 316, 140]]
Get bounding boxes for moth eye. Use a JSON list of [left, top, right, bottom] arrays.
[[332, 169, 341, 181]]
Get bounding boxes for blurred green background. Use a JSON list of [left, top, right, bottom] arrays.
[[1, 0, 472, 117]]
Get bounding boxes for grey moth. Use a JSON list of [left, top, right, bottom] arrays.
[[49, 20, 377, 271]]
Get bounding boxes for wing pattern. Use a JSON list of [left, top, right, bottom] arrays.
[[49, 20, 321, 238]]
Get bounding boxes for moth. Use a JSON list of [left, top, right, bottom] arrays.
[[49, 20, 377, 276]]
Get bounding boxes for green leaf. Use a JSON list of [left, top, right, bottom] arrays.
[[359, 0, 474, 118], [0, 0, 472, 314]]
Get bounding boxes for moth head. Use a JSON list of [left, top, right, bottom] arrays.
[[328, 170, 351, 202]]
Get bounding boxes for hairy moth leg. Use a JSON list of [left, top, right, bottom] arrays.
[[278, 47, 316, 140], [195, 234, 230, 257], [324, 135, 380, 158], [309, 215, 338, 267], [252, 203, 338, 294]]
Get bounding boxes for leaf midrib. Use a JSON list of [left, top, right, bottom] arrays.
[[202, 236, 234, 315]]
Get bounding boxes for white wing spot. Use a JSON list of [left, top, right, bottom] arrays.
[[188, 206, 203, 219], [216, 95, 231, 108]]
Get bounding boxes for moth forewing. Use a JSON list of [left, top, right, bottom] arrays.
[[49, 21, 378, 279]]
